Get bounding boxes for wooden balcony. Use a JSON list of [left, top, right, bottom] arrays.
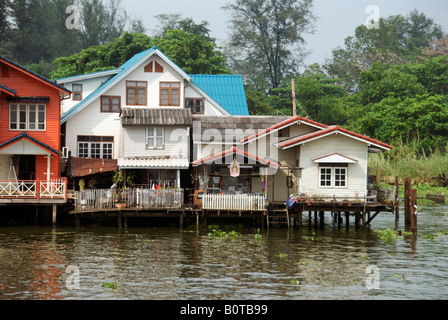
[[0, 179, 68, 204]]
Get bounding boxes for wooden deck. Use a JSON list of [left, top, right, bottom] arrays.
[[69, 199, 397, 230]]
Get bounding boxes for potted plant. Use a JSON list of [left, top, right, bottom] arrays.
[[113, 170, 126, 209]]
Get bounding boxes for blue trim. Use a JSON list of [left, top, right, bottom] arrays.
[[0, 83, 16, 96]]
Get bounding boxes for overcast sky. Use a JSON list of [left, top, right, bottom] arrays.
[[124, 0, 448, 67]]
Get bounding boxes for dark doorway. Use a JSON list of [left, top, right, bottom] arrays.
[[18, 155, 36, 181]]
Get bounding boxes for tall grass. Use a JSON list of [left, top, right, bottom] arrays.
[[369, 141, 448, 184]]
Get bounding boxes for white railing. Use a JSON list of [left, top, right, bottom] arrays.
[[202, 193, 267, 211], [0, 181, 37, 198], [0, 180, 67, 199], [74, 188, 184, 212], [40, 179, 67, 199]]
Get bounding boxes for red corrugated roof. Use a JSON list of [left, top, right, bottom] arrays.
[[279, 125, 393, 150], [240, 115, 328, 144], [192, 147, 279, 168]]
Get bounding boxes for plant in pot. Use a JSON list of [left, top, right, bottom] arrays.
[[112, 170, 136, 209], [113, 170, 126, 209]]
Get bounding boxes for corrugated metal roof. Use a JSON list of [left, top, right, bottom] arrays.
[[189, 75, 249, 116], [121, 108, 192, 126], [119, 156, 189, 169], [192, 115, 290, 142]]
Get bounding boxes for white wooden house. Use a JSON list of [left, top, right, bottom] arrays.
[[56, 47, 249, 190], [192, 115, 393, 209]]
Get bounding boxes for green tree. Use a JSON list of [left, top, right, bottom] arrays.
[[224, 0, 316, 91], [153, 13, 214, 42], [325, 10, 445, 92], [51, 31, 230, 79]]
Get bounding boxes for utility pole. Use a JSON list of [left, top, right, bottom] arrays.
[[292, 78, 297, 116]]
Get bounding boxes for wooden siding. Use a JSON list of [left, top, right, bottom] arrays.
[[121, 126, 189, 159], [299, 134, 368, 198], [64, 55, 188, 161], [60, 75, 113, 114], [0, 61, 63, 179]]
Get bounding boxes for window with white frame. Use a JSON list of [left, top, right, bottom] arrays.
[[146, 127, 164, 149], [9, 104, 46, 131], [77, 136, 114, 159], [319, 165, 347, 188]]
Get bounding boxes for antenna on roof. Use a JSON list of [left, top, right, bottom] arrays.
[[291, 78, 311, 120]]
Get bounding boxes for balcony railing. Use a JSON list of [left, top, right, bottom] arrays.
[[0, 179, 67, 200], [202, 193, 267, 211], [74, 188, 184, 212]]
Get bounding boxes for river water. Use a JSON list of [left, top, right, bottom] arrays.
[[0, 204, 447, 300]]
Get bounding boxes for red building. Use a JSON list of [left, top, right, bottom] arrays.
[[0, 55, 71, 204]]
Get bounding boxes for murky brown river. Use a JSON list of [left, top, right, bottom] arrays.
[[0, 204, 447, 300]]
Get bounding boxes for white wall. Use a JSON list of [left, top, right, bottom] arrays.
[[299, 134, 369, 198], [122, 126, 189, 159], [60, 75, 113, 114], [184, 86, 227, 115], [65, 55, 190, 160]]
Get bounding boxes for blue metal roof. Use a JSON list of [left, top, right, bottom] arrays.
[[189, 74, 249, 116]]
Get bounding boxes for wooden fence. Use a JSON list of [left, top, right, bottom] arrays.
[[202, 193, 267, 211], [74, 188, 184, 212]]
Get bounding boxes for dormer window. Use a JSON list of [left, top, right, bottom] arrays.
[[72, 84, 83, 101]]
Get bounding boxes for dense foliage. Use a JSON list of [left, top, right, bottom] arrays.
[[1, 0, 447, 158]]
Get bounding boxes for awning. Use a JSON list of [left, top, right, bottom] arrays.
[[118, 156, 190, 169], [312, 153, 358, 164], [67, 157, 118, 177]]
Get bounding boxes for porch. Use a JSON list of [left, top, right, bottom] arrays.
[[0, 179, 67, 204]]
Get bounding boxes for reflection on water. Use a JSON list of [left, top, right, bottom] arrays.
[[0, 204, 447, 300]]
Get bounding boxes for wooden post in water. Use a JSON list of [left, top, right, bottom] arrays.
[[394, 176, 400, 223], [52, 204, 57, 226], [404, 179, 418, 232], [404, 179, 411, 228], [345, 212, 350, 229]]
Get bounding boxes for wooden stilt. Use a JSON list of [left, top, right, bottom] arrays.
[[362, 208, 366, 228], [345, 212, 350, 229], [52, 204, 57, 226], [266, 212, 270, 230], [179, 212, 184, 229]]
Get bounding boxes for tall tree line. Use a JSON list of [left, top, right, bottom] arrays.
[[0, 0, 145, 76]]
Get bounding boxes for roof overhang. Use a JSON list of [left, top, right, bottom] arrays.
[[118, 156, 190, 170], [279, 126, 393, 151], [192, 147, 279, 169], [55, 69, 122, 84], [241, 115, 328, 145], [0, 83, 17, 96]]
